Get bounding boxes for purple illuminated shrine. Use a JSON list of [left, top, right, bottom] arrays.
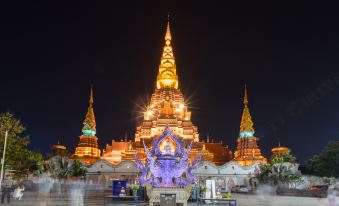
[[135, 127, 201, 188]]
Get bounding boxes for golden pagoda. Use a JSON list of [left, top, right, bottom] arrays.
[[102, 21, 232, 165], [134, 21, 198, 142], [233, 85, 267, 166], [73, 87, 101, 164]]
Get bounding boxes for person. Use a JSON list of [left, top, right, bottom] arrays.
[[70, 180, 85, 206], [13, 185, 25, 200], [38, 174, 53, 206], [1, 175, 13, 204]]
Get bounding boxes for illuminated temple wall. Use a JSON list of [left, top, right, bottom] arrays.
[[86, 159, 260, 190]]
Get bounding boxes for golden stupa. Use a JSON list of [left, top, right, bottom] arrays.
[[101, 21, 232, 165], [233, 85, 267, 166], [73, 87, 101, 164]]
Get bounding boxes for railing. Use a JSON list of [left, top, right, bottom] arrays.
[[103, 195, 141, 206], [198, 197, 236, 206]]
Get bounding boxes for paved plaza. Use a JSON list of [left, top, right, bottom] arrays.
[[0, 191, 332, 206]]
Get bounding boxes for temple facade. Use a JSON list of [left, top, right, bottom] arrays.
[[73, 88, 101, 164], [101, 21, 232, 165], [233, 86, 267, 166]]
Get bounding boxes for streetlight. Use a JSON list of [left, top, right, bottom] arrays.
[[0, 130, 8, 190]]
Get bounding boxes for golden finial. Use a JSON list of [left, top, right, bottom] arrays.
[[156, 19, 179, 89], [165, 19, 172, 45], [89, 85, 94, 105], [244, 84, 248, 106]]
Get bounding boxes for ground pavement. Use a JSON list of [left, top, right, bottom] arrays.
[[0, 192, 331, 206]]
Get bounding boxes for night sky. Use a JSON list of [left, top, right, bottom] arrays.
[[0, 1, 338, 163]]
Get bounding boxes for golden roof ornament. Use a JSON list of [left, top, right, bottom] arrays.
[[239, 85, 255, 138], [89, 85, 94, 105], [244, 84, 248, 105], [156, 19, 179, 89]]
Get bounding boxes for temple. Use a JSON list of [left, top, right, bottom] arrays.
[[79, 20, 281, 193], [233, 85, 267, 166], [101, 21, 232, 165], [73, 87, 101, 164]]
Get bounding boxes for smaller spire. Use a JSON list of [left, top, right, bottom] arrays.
[[82, 86, 96, 136], [239, 85, 255, 138], [207, 133, 210, 143], [124, 130, 128, 142], [244, 84, 248, 106]]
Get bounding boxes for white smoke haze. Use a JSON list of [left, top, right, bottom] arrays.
[[255, 184, 276, 206], [321, 190, 339, 206], [37, 174, 54, 206], [26, 172, 105, 206], [70, 179, 85, 206], [231, 183, 339, 206]]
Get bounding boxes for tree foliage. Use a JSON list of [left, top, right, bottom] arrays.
[[258, 163, 302, 188], [270, 151, 297, 165], [72, 159, 87, 177], [0, 112, 44, 179], [258, 150, 301, 187], [44, 156, 87, 179], [307, 140, 339, 178]]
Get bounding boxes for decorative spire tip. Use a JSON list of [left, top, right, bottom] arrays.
[[89, 85, 94, 105], [244, 84, 248, 106]]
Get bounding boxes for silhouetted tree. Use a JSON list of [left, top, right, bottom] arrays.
[[307, 140, 339, 178]]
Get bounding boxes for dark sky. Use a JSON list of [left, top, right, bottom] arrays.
[[0, 1, 338, 163]]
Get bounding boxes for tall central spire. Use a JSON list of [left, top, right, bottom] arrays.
[[156, 20, 179, 89], [239, 85, 254, 138], [82, 87, 96, 136]]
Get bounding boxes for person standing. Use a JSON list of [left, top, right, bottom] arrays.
[[1, 175, 13, 204]]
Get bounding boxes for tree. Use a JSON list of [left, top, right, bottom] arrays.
[[307, 140, 339, 178], [270, 151, 297, 165], [44, 156, 87, 179], [0, 112, 43, 179], [258, 150, 302, 188], [72, 159, 87, 177]]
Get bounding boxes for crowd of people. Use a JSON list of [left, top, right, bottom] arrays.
[[0, 175, 25, 204]]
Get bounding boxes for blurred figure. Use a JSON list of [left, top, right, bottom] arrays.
[[13, 185, 24, 200], [38, 174, 54, 206], [1, 175, 13, 204], [70, 179, 85, 206], [13, 185, 25, 200]]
